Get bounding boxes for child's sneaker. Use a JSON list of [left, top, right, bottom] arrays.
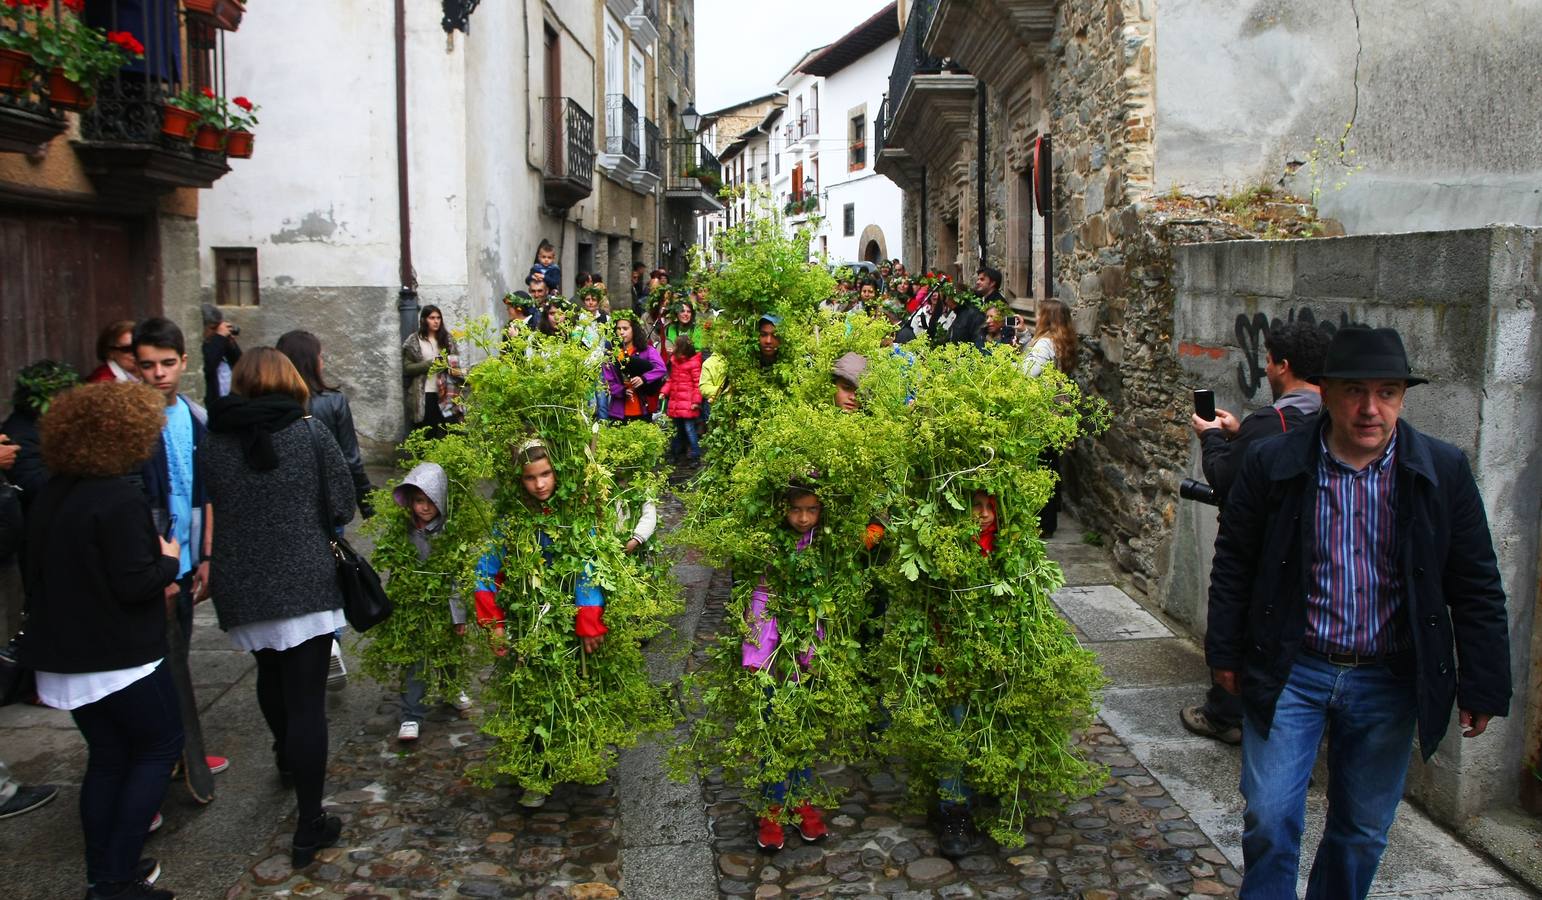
[[204, 755, 230, 775], [756, 810, 785, 851], [397, 721, 420, 742], [147, 811, 163, 834], [327, 641, 348, 691], [451, 691, 473, 712], [792, 804, 827, 842], [518, 790, 548, 808]]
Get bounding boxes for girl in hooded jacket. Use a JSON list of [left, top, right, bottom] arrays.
[[662, 336, 703, 465]]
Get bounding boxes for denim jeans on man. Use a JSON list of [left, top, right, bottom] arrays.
[[670, 418, 700, 461], [71, 662, 184, 886], [1239, 653, 1416, 900]]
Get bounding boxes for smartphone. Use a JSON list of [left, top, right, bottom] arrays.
[[1004, 315, 1020, 330], [1194, 389, 1216, 421]]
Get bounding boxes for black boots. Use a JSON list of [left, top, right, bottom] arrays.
[[291, 813, 342, 868]]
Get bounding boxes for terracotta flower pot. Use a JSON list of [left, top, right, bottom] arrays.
[[0, 48, 29, 93], [160, 104, 198, 140], [46, 68, 92, 111], [224, 129, 253, 158], [193, 125, 226, 152]]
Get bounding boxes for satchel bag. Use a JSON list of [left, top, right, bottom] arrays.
[[0, 631, 35, 707], [306, 421, 393, 632]]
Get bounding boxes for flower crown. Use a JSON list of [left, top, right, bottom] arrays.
[[576, 285, 607, 304]]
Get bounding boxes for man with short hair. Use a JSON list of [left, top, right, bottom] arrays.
[[1182, 320, 1330, 745], [974, 266, 1005, 307], [757, 315, 782, 368], [134, 317, 229, 795], [1207, 326, 1510, 899]]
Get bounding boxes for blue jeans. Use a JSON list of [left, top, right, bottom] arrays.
[[670, 417, 700, 461], [938, 704, 973, 811], [70, 662, 184, 886], [1239, 653, 1417, 900]]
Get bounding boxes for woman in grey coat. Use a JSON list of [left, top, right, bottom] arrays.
[[203, 349, 355, 868]]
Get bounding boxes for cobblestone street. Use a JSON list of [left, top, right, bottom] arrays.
[[2, 505, 1528, 898]]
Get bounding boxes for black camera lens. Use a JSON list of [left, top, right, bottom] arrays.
[[228, 324, 241, 336], [1179, 478, 1219, 506]]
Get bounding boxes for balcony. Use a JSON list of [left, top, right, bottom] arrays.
[[873, 0, 973, 190], [628, 117, 662, 192], [0, 68, 68, 156], [665, 140, 723, 213], [598, 93, 639, 176], [926, 0, 1054, 100], [540, 97, 594, 211], [625, 0, 659, 49]]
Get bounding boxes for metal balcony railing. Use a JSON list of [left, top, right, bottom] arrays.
[[875, 95, 889, 156], [644, 118, 663, 178], [637, 0, 658, 28], [887, 0, 949, 118], [666, 139, 721, 194], [605, 93, 639, 162], [541, 97, 594, 183], [799, 108, 817, 140]]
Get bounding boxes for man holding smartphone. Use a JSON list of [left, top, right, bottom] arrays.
[[1180, 320, 1328, 744]]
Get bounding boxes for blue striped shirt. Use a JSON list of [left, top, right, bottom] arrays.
[[1304, 431, 1407, 656]]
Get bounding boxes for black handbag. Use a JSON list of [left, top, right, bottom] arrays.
[[0, 631, 34, 707], [306, 421, 392, 632]]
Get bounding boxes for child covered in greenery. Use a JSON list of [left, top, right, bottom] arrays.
[[363, 461, 479, 744], [743, 481, 832, 850]]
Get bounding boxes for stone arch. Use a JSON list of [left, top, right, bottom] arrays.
[[857, 224, 887, 264]]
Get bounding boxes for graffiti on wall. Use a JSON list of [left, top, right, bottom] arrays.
[[1235, 306, 1366, 400]]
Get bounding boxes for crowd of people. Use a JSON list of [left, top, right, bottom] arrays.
[[0, 223, 1513, 900]]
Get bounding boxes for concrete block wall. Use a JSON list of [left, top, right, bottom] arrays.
[[1167, 226, 1542, 826]]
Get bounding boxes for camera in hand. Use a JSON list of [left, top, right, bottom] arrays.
[[228, 323, 241, 337], [1179, 478, 1219, 506]]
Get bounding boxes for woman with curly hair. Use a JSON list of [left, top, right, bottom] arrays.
[[19, 381, 183, 899], [203, 349, 355, 868]]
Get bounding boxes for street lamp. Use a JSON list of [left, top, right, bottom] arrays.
[[681, 103, 701, 135], [802, 174, 816, 197]]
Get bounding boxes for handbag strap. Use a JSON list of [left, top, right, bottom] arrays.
[[303, 419, 337, 545]]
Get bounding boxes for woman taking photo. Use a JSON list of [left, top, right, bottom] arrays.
[[1019, 298, 1078, 538], [204, 349, 356, 868], [401, 305, 460, 437], [21, 382, 182, 899]]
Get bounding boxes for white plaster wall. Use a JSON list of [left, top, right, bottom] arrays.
[[198, 0, 399, 288], [1154, 0, 1542, 235], [818, 36, 904, 265], [406, 0, 470, 314]]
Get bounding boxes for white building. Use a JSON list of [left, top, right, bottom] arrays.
[[195, 0, 711, 457], [764, 5, 902, 266]]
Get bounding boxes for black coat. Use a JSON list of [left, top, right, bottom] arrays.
[[1199, 395, 1319, 507], [19, 476, 178, 673], [0, 411, 45, 511], [1205, 417, 1510, 759], [947, 306, 987, 349], [309, 390, 372, 513]]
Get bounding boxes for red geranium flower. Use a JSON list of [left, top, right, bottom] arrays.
[[61, 0, 85, 12], [201, 87, 216, 99], [232, 96, 253, 111], [107, 31, 144, 55]]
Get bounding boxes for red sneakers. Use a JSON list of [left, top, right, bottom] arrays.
[[756, 808, 786, 851], [793, 804, 828, 842]]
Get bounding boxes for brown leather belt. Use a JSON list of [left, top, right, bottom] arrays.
[[1300, 646, 1412, 668]]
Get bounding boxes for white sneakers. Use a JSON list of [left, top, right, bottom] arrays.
[[518, 790, 548, 808], [452, 691, 473, 712], [327, 640, 348, 692], [397, 721, 420, 742]]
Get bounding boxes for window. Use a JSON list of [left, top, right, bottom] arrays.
[[843, 203, 855, 237], [760, 161, 768, 182], [214, 248, 259, 307], [849, 114, 866, 170], [791, 162, 805, 200], [774, 151, 780, 174]]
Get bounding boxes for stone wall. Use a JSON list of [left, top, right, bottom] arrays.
[[1168, 226, 1542, 827]]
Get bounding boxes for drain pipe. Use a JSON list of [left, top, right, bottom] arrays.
[[395, 0, 420, 340], [976, 80, 986, 266]]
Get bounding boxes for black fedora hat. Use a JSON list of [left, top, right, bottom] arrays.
[[1308, 325, 1427, 386]]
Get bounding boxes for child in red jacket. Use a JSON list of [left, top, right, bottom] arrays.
[[662, 336, 703, 464]]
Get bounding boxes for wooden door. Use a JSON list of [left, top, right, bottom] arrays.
[[0, 207, 156, 404]]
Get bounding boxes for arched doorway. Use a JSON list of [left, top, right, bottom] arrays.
[[856, 224, 888, 265]]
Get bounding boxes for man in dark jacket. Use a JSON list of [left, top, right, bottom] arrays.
[[1180, 321, 1329, 744], [1206, 326, 1509, 900]]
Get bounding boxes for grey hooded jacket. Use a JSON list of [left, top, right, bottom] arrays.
[[392, 462, 466, 624]]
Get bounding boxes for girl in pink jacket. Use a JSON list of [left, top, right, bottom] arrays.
[[661, 337, 704, 464]]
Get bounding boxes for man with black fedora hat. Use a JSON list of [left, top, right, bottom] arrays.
[[1206, 325, 1510, 898]]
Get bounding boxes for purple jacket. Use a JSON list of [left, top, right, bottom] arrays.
[[601, 344, 667, 419], [742, 528, 824, 672]]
